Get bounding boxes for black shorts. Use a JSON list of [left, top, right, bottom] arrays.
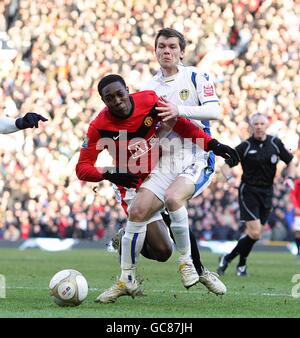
[[238, 183, 273, 225]]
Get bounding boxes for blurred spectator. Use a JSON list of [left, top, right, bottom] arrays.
[[3, 224, 20, 241], [0, 0, 299, 242], [271, 221, 288, 241]]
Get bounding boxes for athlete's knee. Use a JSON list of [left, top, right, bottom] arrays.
[[247, 227, 262, 240], [246, 220, 262, 240], [164, 190, 183, 210], [154, 243, 173, 262], [141, 241, 172, 262], [155, 251, 172, 262], [129, 204, 150, 222]]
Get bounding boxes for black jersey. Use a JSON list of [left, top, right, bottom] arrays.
[[235, 135, 293, 188]]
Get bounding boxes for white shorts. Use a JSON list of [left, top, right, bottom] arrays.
[[293, 217, 300, 232], [140, 154, 215, 202]]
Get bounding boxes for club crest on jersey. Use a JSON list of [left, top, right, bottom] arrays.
[[271, 154, 278, 164], [81, 137, 89, 149], [203, 84, 214, 97], [203, 73, 209, 81], [144, 116, 153, 127], [179, 89, 189, 100]]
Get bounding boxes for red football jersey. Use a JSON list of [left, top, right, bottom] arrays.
[[291, 178, 300, 210], [76, 90, 212, 185]]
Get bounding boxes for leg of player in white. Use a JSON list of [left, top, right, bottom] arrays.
[[165, 176, 198, 288], [96, 189, 164, 303], [164, 161, 226, 295], [120, 191, 164, 283], [141, 164, 200, 289]]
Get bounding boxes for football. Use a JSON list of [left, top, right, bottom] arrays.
[[49, 269, 89, 307]]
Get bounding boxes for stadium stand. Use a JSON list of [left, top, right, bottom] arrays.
[[0, 0, 299, 242]]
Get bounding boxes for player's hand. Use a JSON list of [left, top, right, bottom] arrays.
[[208, 139, 240, 167], [15, 112, 48, 130], [156, 97, 179, 122], [102, 168, 140, 188]]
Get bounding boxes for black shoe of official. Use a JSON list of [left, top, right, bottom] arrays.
[[236, 265, 247, 277], [217, 254, 229, 276]]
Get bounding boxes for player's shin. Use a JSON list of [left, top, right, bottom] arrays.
[[169, 206, 191, 260], [120, 221, 147, 283], [169, 206, 199, 288]]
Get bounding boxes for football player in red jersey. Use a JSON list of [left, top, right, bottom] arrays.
[[76, 74, 217, 261], [76, 74, 239, 303]]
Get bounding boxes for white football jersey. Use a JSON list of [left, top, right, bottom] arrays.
[[143, 64, 219, 130], [143, 65, 219, 171]]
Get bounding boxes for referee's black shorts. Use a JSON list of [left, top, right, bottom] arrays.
[[238, 183, 273, 225]]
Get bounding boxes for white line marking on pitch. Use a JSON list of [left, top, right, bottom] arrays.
[[5, 286, 293, 298]]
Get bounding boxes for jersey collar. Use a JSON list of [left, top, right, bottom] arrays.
[[156, 63, 184, 82]]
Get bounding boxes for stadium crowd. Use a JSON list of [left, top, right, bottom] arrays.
[[0, 0, 299, 242]]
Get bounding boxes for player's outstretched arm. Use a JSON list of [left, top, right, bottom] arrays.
[[0, 113, 47, 134], [172, 116, 212, 149], [207, 139, 240, 167], [156, 97, 220, 122], [0, 117, 19, 134], [15, 112, 48, 130], [171, 116, 239, 167]]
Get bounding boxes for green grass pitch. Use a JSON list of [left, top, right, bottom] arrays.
[[0, 248, 299, 318]]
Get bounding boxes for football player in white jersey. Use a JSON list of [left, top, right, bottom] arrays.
[[139, 27, 224, 291], [0, 113, 47, 134]]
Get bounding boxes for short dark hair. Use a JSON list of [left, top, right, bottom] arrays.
[[97, 74, 126, 96], [154, 28, 186, 52]]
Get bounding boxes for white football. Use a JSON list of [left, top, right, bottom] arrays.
[[49, 269, 89, 307]]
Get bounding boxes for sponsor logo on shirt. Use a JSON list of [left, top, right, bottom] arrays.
[[128, 135, 158, 159], [179, 89, 189, 100], [203, 84, 214, 97]]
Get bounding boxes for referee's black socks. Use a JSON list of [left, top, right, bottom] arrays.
[[226, 235, 257, 265]]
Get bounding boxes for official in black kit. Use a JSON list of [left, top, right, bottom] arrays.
[[217, 113, 295, 276]]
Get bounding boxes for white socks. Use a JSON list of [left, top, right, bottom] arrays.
[[120, 220, 147, 283], [169, 206, 191, 262]]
